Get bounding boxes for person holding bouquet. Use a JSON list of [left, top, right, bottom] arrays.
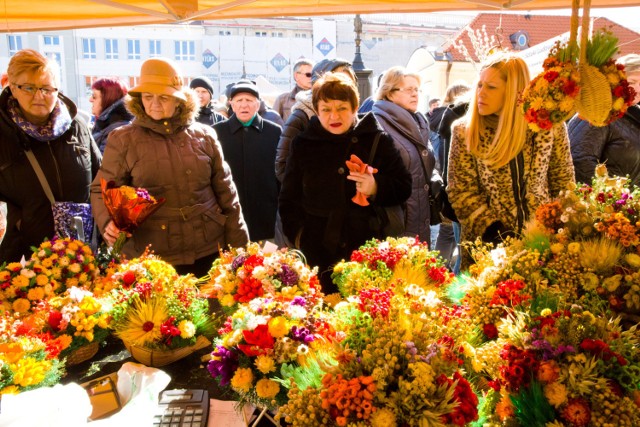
[[447, 51, 575, 266], [91, 57, 249, 277], [279, 72, 412, 294], [0, 49, 101, 263]]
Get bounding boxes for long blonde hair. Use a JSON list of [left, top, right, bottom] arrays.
[[466, 52, 530, 169]]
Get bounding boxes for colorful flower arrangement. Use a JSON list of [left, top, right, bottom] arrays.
[[474, 302, 640, 426], [208, 295, 335, 409], [30, 237, 99, 291], [461, 164, 640, 333], [0, 260, 58, 314], [331, 236, 454, 298], [0, 315, 64, 395], [520, 41, 580, 132], [38, 287, 110, 359], [277, 286, 478, 427], [201, 242, 323, 311], [105, 252, 214, 351], [0, 237, 98, 315], [100, 178, 165, 257]]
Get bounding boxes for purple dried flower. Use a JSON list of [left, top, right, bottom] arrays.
[[136, 188, 152, 200], [291, 296, 306, 307], [208, 345, 239, 387], [290, 326, 315, 343], [278, 265, 299, 286], [231, 255, 246, 272]]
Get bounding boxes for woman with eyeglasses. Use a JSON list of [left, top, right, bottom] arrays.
[[447, 51, 574, 267], [372, 66, 443, 244], [90, 77, 133, 154], [279, 72, 411, 295], [0, 49, 101, 262], [91, 57, 249, 277]]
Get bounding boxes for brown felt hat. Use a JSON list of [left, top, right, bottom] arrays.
[[129, 58, 185, 100]]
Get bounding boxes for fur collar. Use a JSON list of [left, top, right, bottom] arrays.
[[125, 89, 198, 134], [291, 89, 315, 119]]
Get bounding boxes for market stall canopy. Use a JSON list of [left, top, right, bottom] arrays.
[[1, 0, 640, 32]]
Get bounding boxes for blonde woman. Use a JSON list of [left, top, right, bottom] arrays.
[[447, 52, 574, 255]]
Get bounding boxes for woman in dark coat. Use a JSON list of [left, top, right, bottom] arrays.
[[0, 49, 101, 262], [372, 66, 442, 243], [279, 72, 412, 294], [90, 77, 132, 153]]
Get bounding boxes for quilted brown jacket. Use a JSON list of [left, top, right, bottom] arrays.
[[90, 90, 248, 266]]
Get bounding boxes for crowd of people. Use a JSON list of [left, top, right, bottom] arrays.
[[1, 47, 640, 295]]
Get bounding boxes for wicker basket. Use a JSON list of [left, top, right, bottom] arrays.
[[123, 335, 211, 367], [66, 341, 100, 366], [574, 0, 613, 127], [576, 63, 612, 127]]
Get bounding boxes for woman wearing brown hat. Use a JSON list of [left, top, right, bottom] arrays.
[[90, 58, 249, 276]]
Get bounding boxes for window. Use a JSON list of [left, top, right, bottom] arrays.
[[219, 30, 231, 36], [174, 40, 195, 61], [8, 35, 22, 55], [43, 35, 60, 45], [372, 36, 383, 42], [128, 76, 140, 88], [45, 52, 62, 66], [294, 33, 307, 38], [127, 39, 141, 59], [271, 32, 283, 38], [105, 39, 119, 59], [149, 40, 161, 57], [84, 76, 98, 92], [82, 38, 96, 59], [255, 31, 266, 37]]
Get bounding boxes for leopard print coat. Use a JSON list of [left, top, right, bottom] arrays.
[[447, 118, 575, 244]]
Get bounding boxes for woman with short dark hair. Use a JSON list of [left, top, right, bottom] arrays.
[[279, 72, 411, 294]]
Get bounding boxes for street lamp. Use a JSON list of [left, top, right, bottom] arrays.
[[352, 14, 373, 105]]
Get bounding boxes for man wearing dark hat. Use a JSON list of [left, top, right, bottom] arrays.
[[273, 58, 314, 122], [190, 76, 226, 126], [213, 80, 282, 242]]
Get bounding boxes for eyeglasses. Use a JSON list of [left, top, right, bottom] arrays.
[[296, 72, 313, 78], [13, 83, 58, 97], [392, 87, 421, 95]]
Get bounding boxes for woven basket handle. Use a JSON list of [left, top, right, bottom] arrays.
[[579, 0, 592, 64], [569, 0, 580, 59]]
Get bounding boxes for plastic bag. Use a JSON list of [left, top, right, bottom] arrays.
[[91, 362, 171, 426], [0, 383, 92, 427]]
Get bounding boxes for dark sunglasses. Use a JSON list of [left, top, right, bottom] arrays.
[[297, 72, 312, 78]]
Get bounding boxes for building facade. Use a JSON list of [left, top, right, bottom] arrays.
[[0, 14, 467, 113]]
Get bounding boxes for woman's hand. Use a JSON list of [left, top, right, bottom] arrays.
[[103, 220, 129, 246], [347, 171, 377, 197]]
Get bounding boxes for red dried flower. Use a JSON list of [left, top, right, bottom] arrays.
[[561, 398, 591, 427]]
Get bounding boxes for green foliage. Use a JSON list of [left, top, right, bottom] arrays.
[[510, 380, 556, 426], [586, 28, 619, 67], [447, 272, 471, 304]]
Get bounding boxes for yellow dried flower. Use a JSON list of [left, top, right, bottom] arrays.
[[231, 367, 253, 393], [255, 378, 280, 398]]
